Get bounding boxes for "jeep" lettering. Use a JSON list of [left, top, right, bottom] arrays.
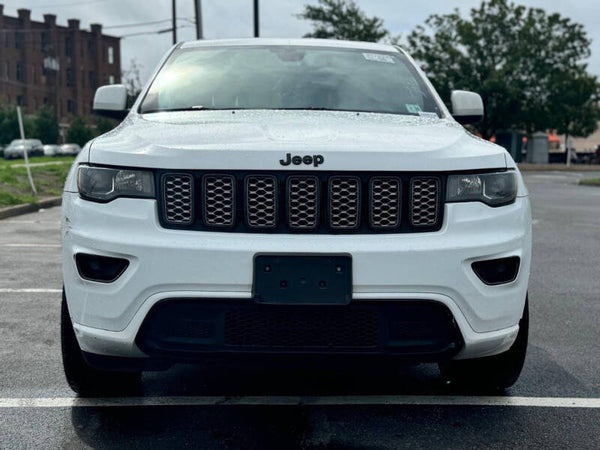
[[279, 153, 324, 167]]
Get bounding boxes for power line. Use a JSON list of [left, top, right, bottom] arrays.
[[119, 24, 194, 38]]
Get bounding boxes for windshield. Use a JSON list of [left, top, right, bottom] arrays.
[[139, 45, 442, 117]]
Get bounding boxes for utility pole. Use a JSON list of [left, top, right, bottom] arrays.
[[253, 0, 259, 37], [172, 0, 177, 44], [194, 0, 203, 39]]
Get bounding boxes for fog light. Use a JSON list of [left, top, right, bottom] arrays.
[[472, 256, 520, 285], [75, 253, 129, 283]]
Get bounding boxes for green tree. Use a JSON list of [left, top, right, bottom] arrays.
[[32, 107, 59, 144], [95, 117, 117, 136], [407, 0, 598, 139], [0, 105, 35, 144], [67, 116, 94, 147], [548, 69, 600, 146], [298, 0, 388, 42]]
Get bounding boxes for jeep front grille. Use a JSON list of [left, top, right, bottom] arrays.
[[329, 176, 360, 229], [160, 172, 443, 233], [410, 177, 440, 227], [288, 176, 319, 229], [370, 177, 401, 229], [162, 174, 193, 225], [246, 175, 277, 228], [203, 174, 235, 227]]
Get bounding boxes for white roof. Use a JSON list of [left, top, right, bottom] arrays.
[[179, 38, 399, 53]]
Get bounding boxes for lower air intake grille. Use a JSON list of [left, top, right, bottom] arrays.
[[410, 177, 440, 226], [224, 308, 379, 348], [162, 174, 193, 224], [203, 174, 235, 227]]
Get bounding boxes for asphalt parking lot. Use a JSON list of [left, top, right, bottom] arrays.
[[1, 171, 599, 449]]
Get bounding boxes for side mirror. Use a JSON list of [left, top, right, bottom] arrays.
[[451, 90, 484, 124], [93, 85, 128, 121]]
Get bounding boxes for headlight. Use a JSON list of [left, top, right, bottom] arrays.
[[78, 166, 155, 202], [446, 171, 517, 206]]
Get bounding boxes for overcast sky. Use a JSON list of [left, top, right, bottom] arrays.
[[8, 0, 600, 83]]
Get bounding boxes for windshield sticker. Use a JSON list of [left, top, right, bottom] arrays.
[[362, 53, 395, 64], [418, 112, 439, 118], [405, 104, 422, 114]]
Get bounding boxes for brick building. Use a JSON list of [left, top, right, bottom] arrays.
[[0, 5, 121, 130]]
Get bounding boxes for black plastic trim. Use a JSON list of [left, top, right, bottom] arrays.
[[75, 253, 129, 283], [244, 174, 279, 229], [161, 172, 194, 225], [409, 176, 442, 227], [202, 173, 236, 228], [369, 176, 402, 230], [472, 256, 521, 286]]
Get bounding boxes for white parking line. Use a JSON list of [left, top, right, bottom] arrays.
[[1, 244, 60, 248], [0, 395, 599, 409], [0, 289, 61, 293]]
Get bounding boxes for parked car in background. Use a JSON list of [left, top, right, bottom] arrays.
[[43, 144, 61, 156], [58, 143, 82, 156], [3, 139, 44, 159]]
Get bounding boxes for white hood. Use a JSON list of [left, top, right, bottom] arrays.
[[89, 110, 507, 172]]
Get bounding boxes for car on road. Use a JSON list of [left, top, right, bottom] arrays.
[[3, 139, 44, 159], [43, 144, 61, 156], [61, 39, 532, 395], [58, 143, 82, 156]]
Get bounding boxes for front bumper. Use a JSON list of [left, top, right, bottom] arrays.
[[62, 192, 531, 362]]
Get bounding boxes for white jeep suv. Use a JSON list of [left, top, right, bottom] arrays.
[[61, 39, 531, 395]]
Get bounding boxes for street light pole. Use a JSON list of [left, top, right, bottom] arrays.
[[194, 0, 203, 39], [253, 0, 259, 37], [172, 0, 177, 44]]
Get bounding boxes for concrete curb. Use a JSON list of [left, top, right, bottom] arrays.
[[0, 196, 62, 220], [518, 163, 600, 172]]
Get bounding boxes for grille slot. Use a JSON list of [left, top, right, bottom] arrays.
[[329, 176, 360, 229], [370, 177, 401, 229], [246, 175, 278, 228], [410, 177, 440, 227], [287, 176, 319, 229], [203, 174, 235, 227], [162, 174, 193, 225]]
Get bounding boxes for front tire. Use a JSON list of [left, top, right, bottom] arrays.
[[61, 289, 141, 396], [439, 297, 529, 392]]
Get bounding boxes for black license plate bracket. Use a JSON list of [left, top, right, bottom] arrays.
[[253, 254, 352, 305]]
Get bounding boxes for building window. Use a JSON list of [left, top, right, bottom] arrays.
[[15, 32, 24, 49], [87, 38, 96, 57], [4, 62, 8, 79], [16, 62, 25, 82], [66, 69, 74, 87], [65, 37, 73, 56], [108, 46, 114, 64], [109, 75, 115, 85], [67, 99, 76, 114], [41, 32, 49, 52], [17, 95, 25, 106], [89, 71, 97, 89]]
